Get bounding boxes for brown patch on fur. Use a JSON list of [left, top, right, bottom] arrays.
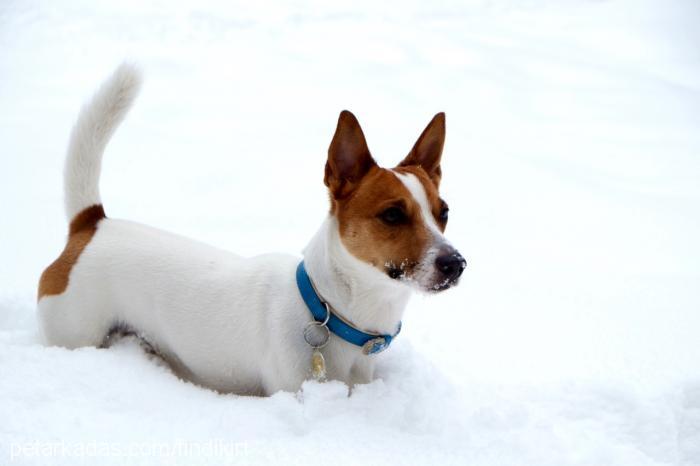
[[324, 110, 377, 212], [335, 167, 431, 275], [38, 204, 106, 300], [398, 112, 445, 187]]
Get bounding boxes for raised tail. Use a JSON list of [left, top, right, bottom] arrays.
[[63, 63, 142, 221]]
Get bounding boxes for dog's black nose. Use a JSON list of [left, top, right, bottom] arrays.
[[435, 252, 466, 282]]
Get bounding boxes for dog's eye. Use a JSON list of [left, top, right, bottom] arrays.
[[439, 206, 449, 222], [379, 207, 407, 225]]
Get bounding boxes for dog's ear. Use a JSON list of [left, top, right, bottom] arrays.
[[325, 110, 377, 199], [398, 112, 445, 187]]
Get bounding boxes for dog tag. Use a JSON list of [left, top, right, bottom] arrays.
[[311, 349, 326, 381], [304, 317, 330, 382]]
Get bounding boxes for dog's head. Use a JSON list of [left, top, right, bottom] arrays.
[[325, 110, 465, 293]]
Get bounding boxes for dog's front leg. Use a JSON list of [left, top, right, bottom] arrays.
[[349, 359, 375, 387]]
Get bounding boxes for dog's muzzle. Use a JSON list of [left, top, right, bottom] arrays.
[[434, 249, 466, 289]]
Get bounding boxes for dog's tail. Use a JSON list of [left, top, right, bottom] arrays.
[[63, 63, 142, 220]]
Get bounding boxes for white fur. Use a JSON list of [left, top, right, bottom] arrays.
[[38, 216, 408, 394], [392, 171, 442, 236], [39, 65, 425, 395], [64, 63, 142, 219], [391, 171, 453, 291]]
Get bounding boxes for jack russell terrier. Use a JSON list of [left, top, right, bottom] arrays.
[[38, 64, 466, 395]]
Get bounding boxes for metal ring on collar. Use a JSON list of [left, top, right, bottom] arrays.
[[319, 302, 331, 326], [304, 321, 330, 349], [303, 301, 331, 348]]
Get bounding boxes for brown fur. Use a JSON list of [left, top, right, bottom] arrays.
[[335, 166, 431, 273], [38, 204, 106, 300], [324, 110, 377, 208], [325, 111, 448, 276], [398, 112, 445, 187]]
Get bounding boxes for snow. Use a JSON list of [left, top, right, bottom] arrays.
[[1, 0, 700, 464]]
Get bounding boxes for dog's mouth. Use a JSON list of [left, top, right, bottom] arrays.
[[384, 259, 415, 282], [385, 261, 464, 293], [385, 259, 419, 282], [386, 266, 404, 280], [429, 277, 460, 293]]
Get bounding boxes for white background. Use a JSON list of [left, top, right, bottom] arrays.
[[1, 1, 699, 464]]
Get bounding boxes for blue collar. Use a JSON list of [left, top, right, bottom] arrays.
[[296, 261, 401, 355]]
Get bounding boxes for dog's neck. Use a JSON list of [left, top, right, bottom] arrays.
[[302, 216, 410, 336]]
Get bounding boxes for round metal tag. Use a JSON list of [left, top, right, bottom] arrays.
[[303, 321, 330, 349]]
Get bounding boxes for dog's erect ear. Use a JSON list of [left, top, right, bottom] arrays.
[[398, 112, 445, 187], [325, 110, 377, 199]]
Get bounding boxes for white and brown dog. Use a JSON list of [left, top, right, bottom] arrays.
[[38, 64, 466, 395]]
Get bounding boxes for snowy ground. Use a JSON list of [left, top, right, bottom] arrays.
[[1, 0, 700, 464]]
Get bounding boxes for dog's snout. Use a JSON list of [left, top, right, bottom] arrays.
[[435, 251, 466, 282]]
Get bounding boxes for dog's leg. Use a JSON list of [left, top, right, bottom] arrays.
[[100, 322, 157, 355], [349, 359, 375, 386], [38, 293, 113, 349]]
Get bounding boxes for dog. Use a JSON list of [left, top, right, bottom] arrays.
[[37, 64, 466, 395]]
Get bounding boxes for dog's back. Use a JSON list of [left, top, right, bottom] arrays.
[[37, 66, 309, 394]]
